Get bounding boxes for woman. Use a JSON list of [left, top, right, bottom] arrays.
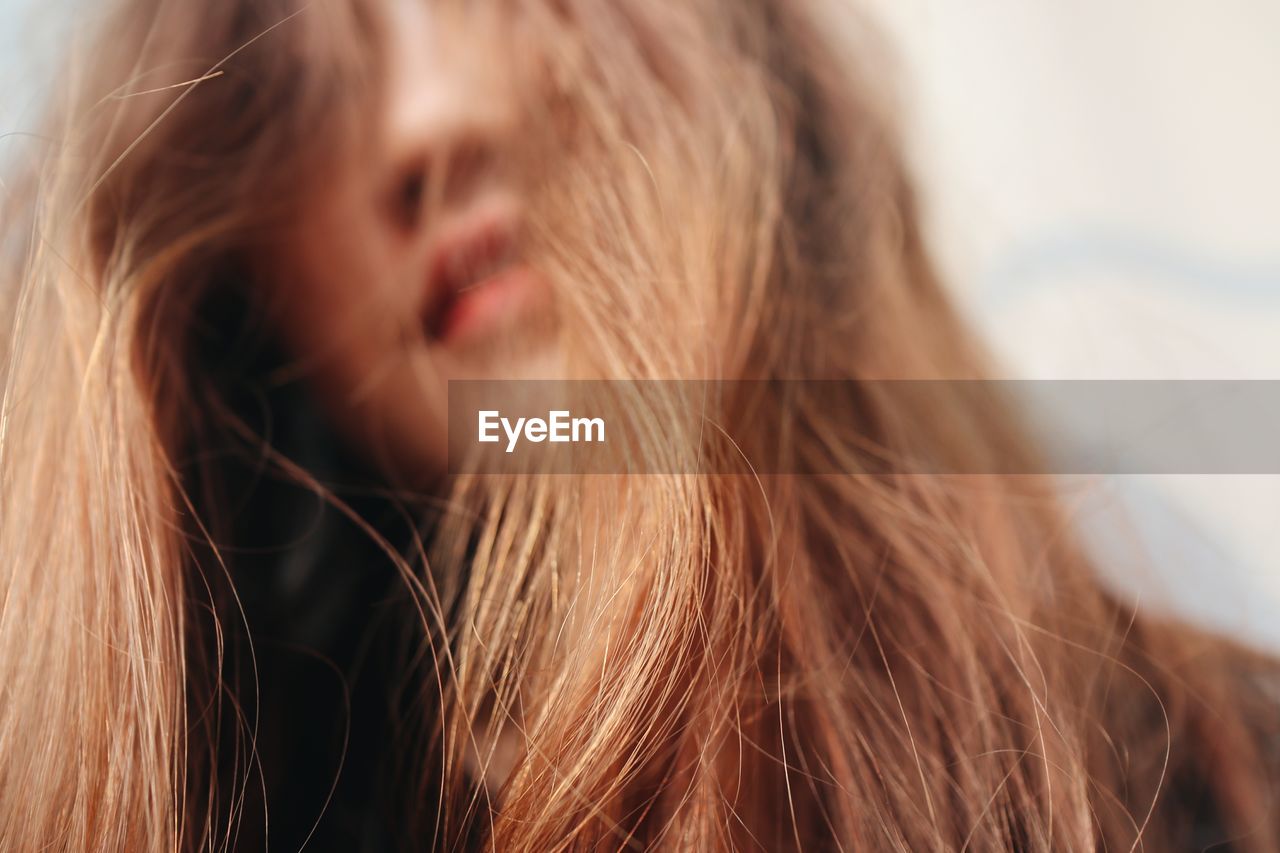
[[1, 0, 1276, 849]]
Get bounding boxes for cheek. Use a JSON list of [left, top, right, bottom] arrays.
[[262, 187, 454, 480], [273, 189, 419, 372]]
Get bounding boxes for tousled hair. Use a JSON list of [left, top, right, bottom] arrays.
[[2, 0, 1278, 849]]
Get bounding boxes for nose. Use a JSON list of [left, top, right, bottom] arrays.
[[381, 0, 517, 235]]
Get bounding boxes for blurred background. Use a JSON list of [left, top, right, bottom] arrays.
[[863, 0, 1280, 650], [3, 0, 1279, 647]]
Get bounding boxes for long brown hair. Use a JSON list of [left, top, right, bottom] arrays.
[[2, 0, 1277, 849]]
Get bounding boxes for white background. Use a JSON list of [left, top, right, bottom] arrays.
[[862, 1, 1280, 649]]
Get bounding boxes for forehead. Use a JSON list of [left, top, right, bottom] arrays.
[[379, 1, 513, 93], [374, 0, 521, 153]]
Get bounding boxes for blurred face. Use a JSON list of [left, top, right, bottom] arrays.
[[266, 0, 559, 480]]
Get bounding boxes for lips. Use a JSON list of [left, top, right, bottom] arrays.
[[421, 202, 538, 343]]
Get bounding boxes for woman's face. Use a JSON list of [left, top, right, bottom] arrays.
[[267, 0, 559, 480]]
